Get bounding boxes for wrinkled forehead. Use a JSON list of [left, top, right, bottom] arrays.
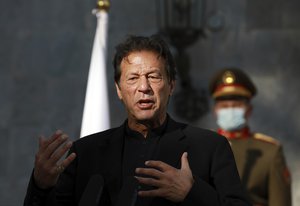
[[120, 51, 166, 72], [122, 50, 163, 63]]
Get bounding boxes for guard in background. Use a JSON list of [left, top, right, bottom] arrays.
[[209, 68, 291, 206]]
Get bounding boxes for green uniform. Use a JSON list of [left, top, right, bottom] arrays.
[[210, 68, 292, 206], [226, 132, 291, 206]]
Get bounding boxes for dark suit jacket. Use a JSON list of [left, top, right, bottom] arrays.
[[24, 118, 251, 206]]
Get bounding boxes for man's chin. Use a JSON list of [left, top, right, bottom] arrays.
[[136, 115, 155, 122], [134, 111, 158, 122], [134, 111, 167, 125]]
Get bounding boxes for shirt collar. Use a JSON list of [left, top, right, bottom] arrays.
[[125, 115, 169, 139]]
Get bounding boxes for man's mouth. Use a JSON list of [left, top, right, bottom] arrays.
[[137, 99, 154, 109]]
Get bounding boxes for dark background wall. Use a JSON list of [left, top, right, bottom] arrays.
[[1, 0, 299, 205]]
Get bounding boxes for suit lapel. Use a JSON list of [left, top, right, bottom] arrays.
[[156, 119, 189, 168], [100, 124, 125, 205], [151, 119, 189, 206]]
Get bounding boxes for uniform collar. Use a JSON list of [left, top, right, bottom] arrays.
[[218, 127, 251, 139]]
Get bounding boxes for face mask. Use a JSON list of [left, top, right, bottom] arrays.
[[216, 108, 247, 131]]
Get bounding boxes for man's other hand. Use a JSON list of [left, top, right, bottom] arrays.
[[135, 152, 194, 202]]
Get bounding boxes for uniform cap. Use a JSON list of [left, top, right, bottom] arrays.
[[209, 68, 257, 100]]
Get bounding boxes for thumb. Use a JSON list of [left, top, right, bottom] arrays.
[[38, 135, 46, 148], [181, 152, 191, 171]]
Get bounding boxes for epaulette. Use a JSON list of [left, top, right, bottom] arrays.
[[253, 133, 280, 145]]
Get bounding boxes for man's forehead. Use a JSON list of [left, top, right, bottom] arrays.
[[123, 54, 144, 65], [120, 51, 165, 72], [123, 50, 162, 60]]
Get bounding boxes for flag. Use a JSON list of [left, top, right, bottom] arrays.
[[80, 4, 110, 137]]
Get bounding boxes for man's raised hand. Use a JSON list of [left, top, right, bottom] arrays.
[[33, 130, 76, 189]]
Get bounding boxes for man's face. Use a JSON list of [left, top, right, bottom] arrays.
[[115, 50, 175, 125]]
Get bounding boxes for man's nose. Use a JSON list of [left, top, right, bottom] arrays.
[[138, 76, 151, 92]]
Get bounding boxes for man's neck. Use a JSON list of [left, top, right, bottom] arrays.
[[127, 115, 167, 138]]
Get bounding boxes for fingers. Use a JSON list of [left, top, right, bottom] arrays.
[[135, 152, 194, 202], [55, 152, 77, 174], [138, 188, 163, 197], [43, 134, 69, 159], [180, 152, 191, 171], [39, 130, 63, 151], [135, 162, 177, 195], [37, 131, 70, 161], [55, 164, 65, 174], [135, 176, 161, 187], [135, 167, 163, 179], [143, 160, 173, 172], [48, 140, 73, 165], [60, 152, 76, 171], [33, 130, 76, 189]]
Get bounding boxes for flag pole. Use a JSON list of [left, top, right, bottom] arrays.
[[93, 0, 110, 51], [80, 0, 111, 138]]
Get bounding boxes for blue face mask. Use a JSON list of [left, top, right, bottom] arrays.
[[216, 108, 246, 131]]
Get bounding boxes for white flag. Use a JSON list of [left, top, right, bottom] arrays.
[[80, 9, 110, 137]]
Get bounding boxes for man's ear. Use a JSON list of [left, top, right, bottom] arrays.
[[115, 82, 122, 100], [169, 80, 176, 96]]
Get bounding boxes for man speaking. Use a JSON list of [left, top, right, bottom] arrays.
[[24, 35, 251, 206]]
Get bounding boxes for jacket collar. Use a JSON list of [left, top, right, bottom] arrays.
[[155, 118, 188, 168], [101, 124, 125, 205]]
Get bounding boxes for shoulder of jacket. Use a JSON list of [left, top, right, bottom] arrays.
[[185, 125, 220, 136], [253, 133, 280, 145], [184, 126, 226, 146]]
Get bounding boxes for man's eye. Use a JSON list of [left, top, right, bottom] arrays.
[[128, 77, 137, 80], [126, 76, 138, 84], [149, 75, 159, 79], [148, 75, 162, 82]]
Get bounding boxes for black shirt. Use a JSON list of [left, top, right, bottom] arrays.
[[122, 117, 168, 206]]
